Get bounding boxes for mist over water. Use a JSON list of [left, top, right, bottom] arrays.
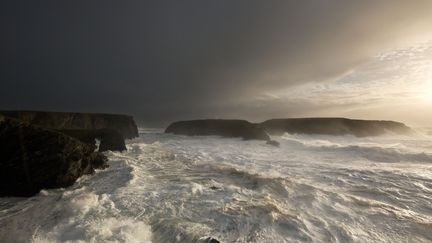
[[1, 129, 432, 242]]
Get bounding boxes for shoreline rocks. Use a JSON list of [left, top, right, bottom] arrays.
[[0, 110, 140, 197], [0, 117, 107, 197], [266, 140, 280, 147], [165, 119, 270, 141]]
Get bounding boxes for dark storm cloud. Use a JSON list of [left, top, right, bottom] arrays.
[[1, 0, 431, 125]]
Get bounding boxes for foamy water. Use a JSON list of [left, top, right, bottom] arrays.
[[1, 129, 432, 242]]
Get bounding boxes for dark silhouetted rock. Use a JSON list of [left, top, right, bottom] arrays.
[[0, 117, 108, 197], [199, 237, 220, 243], [165, 119, 270, 141], [0, 110, 139, 139], [59, 129, 127, 152], [266, 140, 280, 147], [261, 118, 413, 137]]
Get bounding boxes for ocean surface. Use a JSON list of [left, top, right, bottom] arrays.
[[1, 128, 432, 243]]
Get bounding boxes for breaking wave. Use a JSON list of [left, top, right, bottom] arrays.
[[1, 129, 432, 242]]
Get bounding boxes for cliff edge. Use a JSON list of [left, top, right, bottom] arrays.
[[0, 110, 139, 139]]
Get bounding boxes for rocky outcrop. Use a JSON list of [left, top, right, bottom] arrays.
[[266, 140, 280, 147], [261, 118, 413, 137], [0, 117, 108, 197], [0, 110, 139, 139], [165, 119, 270, 141], [59, 129, 127, 152]]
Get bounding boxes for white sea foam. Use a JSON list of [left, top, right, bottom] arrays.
[[1, 129, 432, 242]]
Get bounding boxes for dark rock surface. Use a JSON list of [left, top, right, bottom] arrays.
[[165, 119, 270, 141], [0, 110, 139, 139], [266, 140, 280, 147], [200, 237, 220, 243], [59, 129, 127, 152], [261, 118, 413, 137], [0, 117, 108, 197]]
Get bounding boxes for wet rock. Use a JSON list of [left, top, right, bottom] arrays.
[[266, 140, 280, 147], [199, 237, 220, 243], [0, 117, 108, 197], [59, 129, 126, 152], [165, 119, 270, 141]]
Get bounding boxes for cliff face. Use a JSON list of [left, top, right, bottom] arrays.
[[165, 119, 270, 141], [0, 111, 139, 139], [0, 117, 107, 197], [261, 118, 413, 137]]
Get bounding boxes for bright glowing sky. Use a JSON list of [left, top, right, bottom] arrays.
[[251, 43, 432, 126]]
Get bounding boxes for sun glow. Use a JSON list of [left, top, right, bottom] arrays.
[[422, 80, 432, 103], [417, 62, 432, 103]]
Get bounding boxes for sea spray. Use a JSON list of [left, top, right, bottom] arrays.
[[1, 129, 432, 242]]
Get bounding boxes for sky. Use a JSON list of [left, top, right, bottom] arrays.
[[1, 0, 432, 126]]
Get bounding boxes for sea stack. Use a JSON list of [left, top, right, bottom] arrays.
[[165, 119, 270, 141]]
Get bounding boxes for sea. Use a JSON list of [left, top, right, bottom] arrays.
[[1, 128, 432, 243]]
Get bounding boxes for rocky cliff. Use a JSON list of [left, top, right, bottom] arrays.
[[165, 119, 270, 141], [0, 111, 139, 139], [0, 117, 108, 197], [261, 118, 413, 137]]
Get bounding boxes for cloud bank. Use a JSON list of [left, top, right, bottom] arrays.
[[1, 0, 432, 125]]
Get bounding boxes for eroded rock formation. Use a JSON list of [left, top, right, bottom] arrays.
[[59, 129, 127, 152], [0, 117, 108, 197]]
